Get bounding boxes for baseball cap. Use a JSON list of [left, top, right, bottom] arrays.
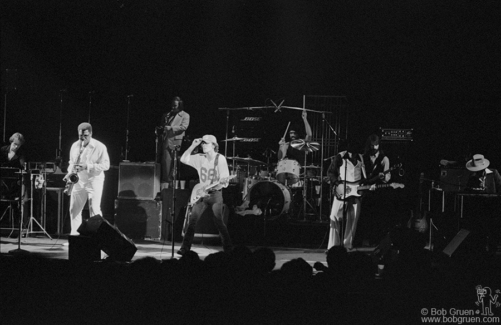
[[202, 135, 218, 147]]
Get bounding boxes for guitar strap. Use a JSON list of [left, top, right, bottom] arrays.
[[210, 153, 220, 185], [371, 153, 385, 174]]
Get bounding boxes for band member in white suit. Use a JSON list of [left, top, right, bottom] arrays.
[[65, 123, 110, 235], [326, 145, 367, 250]]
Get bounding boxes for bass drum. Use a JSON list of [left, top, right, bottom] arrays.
[[248, 181, 291, 220]]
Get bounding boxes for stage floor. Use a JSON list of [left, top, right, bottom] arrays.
[[0, 235, 375, 270]]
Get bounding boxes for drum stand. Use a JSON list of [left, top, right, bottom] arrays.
[[26, 172, 52, 239], [298, 155, 318, 221]]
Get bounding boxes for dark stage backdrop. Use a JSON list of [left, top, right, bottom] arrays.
[[1, 0, 500, 206]]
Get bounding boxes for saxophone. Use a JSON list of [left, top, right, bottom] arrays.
[[64, 146, 83, 196], [63, 173, 79, 196]]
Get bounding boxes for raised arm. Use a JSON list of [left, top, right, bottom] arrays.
[[302, 110, 312, 142], [180, 138, 202, 165]]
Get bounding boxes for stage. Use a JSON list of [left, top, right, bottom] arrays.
[[0, 234, 376, 270]]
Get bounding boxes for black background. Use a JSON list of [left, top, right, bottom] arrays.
[[2, 0, 500, 190]]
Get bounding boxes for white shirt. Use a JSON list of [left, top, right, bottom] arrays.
[[67, 138, 110, 182], [183, 153, 230, 189]]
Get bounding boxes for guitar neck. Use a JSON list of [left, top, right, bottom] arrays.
[[358, 183, 394, 191], [205, 181, 220, 191]]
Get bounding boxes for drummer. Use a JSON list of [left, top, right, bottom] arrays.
[[277, 110, 312, 168]]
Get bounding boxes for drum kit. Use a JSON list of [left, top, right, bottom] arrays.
[[224, 137, 325, 221]]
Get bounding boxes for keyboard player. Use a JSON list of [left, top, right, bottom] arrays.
[[465, 154, 501, 194]]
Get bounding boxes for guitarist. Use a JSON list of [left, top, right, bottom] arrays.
[[358, 134, 392, 247], [177, 135, 233, 255], [327, 141, 367, 251]]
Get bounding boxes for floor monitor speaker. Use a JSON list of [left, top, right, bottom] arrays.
[[78, 215, 137, 261]]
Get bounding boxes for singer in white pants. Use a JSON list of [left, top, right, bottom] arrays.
[[65, 123, 110, 235], [327, 149, 366, 250], [328, 197, 362, 249]]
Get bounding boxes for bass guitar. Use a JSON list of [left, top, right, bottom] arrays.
[[189, 175, 236, 206], [334, 182, 404, 199]]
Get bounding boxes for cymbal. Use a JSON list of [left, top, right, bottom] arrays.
[[227, 156, 266, 165], [222, 137, 245, 142], [302, 164, 321, 169], [290, 140, 320, 152]]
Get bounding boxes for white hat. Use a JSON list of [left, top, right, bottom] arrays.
[[466, 154, 490, 172], [202, 135, 218, 147]]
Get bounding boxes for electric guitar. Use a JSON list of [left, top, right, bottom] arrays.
[[189, 175, 236, 206], [334, 181, 404, 199]]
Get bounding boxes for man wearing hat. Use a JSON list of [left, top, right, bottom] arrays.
[[465, 154, 501, 193], [178, 134, 233, 255], [464, 154, 501, 254]]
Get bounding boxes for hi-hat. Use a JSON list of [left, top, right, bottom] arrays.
[[227, 156, 266, 165], [222, 137, 245, 142], [290, 140, 320, 152]]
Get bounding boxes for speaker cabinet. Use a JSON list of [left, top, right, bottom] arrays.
[[78, 215, 137, 262], [45, 187, 70, 235], [439, 169, 471, 192], [114, 199, 162, 241], [118, 162, 160, 200]]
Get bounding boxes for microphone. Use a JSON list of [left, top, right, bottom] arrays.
[[127, 94, 134, 98], [420, 172, 424, 184]]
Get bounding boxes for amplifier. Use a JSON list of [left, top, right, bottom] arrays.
[[114, 199, 162, 241], [118, 162, 160, 200], [439, 168, 471, 192]]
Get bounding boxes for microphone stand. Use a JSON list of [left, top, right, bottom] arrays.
[[88, 91, 94, 123], [170, 145, 180, 258], [124, 95, 132, 161], [323, 117, 339, 222], [224, 110, 230, 156], [55, 90, 65, 168], [9, 166, 29, 255], [340, 153, 349, 248]]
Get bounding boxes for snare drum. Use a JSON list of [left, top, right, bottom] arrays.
[[276, 159, 300, 185], [248, 181, 291, 219]]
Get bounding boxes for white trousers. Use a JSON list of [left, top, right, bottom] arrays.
[[69, 178, 104, 235], [328, 198, 361, 249]]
